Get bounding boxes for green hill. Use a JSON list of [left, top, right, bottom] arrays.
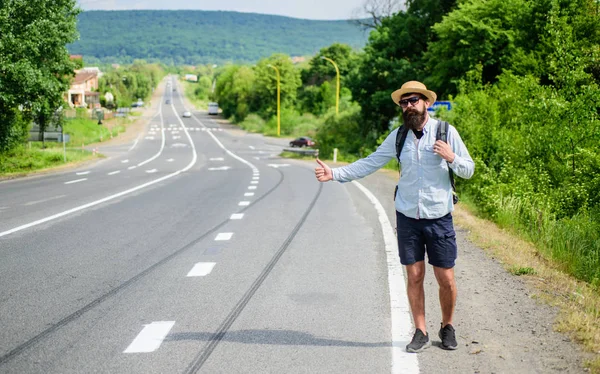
[[69, 10, 368, 65]]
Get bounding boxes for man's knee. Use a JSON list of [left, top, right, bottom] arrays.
[[406, 262, 426, 286], [434, 267, 456, 290]]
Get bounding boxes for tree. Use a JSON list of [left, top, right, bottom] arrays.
[[0, 0, 80, 152], [347, 0, 457, 142], [251, 54, 301, 119], [351, 0, 406, 29]]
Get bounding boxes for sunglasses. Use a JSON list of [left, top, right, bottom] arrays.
[[398, 96, 422, 107]]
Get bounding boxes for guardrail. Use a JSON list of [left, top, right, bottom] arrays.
[[283, 147, 319, 157]]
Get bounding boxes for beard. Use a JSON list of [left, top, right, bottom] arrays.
[[402, 106, 427, 131]]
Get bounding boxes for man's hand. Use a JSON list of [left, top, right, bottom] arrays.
[[433, 140, 455, 163], [315, 158, 333, 182]]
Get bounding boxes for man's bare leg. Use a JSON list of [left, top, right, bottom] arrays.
[[433, 266, 456, 326], [405, 261, 426, 332]]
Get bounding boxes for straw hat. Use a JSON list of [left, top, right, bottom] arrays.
[[391, 81, 437, 106]]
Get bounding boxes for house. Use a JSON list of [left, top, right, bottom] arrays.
[[67, 69, 100, 109]]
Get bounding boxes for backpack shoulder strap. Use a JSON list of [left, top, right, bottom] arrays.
[[437, 121, 458, 202], [436, 120, 448, 142], [395, 125, 408, 161]]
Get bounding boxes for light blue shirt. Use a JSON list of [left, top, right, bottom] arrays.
[[332, 117, 475, 219]]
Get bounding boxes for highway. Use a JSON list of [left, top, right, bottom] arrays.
[[0, 77, 415, 373]]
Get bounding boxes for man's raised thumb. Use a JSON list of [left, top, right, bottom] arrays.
[[316, 158, 326, 168]]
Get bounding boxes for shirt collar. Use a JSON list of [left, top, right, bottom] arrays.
[[422, 115, 435, 134]]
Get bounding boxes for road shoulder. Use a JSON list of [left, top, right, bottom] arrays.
[[289, 159, 594, 373]]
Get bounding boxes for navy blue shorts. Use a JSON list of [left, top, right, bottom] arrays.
[[396, 211, 457, 268]]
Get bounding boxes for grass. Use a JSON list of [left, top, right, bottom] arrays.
[[452, 204, 600, 372], [0, 115, 133, 177], [0, 145, 99, 177]]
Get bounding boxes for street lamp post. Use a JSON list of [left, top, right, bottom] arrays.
[[266, 64, 281, 137], [320, 56, 340, 115]]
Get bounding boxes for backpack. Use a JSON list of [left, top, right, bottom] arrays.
[[393, 120, 458, 204]]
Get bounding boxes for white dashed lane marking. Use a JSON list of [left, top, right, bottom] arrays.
[[108, 171, 121, 175], [215, 232, 233, 241], [230, 213, 244, 220], [65, 178, 87, 185], [76, 171, 90, 176], [187, 262, 216, 277], [238, 201, 250, 206], [123, 321, 175, 353]]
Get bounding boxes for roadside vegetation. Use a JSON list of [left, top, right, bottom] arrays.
[[0, 0, 165, 177]]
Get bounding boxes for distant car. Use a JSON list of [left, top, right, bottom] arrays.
[[208, 102, 219, 115], [289, 137, 315, 148], [165, 99, 171, 104], [182, 111, 192, 118], [131, 100, 143, 108]]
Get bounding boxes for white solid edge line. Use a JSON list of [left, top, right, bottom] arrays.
[[186, 262, 216, 277], [123, 321, 175, 353], [351, 181, 419, 374]]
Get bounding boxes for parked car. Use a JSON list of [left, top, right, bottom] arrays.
[[208, 102, 219, 115], [165, 99, 171, 104], [289, 136, 315, 148], [182, 111, 192, 118]]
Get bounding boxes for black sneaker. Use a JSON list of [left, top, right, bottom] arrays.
[[438, 323, 458, 350], [406, 328, 431, 353]]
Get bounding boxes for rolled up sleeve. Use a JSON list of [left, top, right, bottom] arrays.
[[448, 126, 475, 179]]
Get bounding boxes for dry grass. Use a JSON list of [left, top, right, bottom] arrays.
[[453, 204, 600, 372]]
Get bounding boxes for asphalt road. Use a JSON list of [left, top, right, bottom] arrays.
[[0, 77, 413, 374]]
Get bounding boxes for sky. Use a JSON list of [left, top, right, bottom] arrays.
[[77, 0, 371, 20]]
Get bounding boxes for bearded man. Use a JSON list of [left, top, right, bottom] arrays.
[[314, 81, 474, 353]]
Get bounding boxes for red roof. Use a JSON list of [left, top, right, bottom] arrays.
[[73, 71, 97, 85]]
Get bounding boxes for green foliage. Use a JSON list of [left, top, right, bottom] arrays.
[[346, 0, 458, 146], [252, 55, 302, 118], [0, 0, 80, 153], [314, 103, 366, 160], [0, 144, 95, 175], [69, 10, 368, 65], [214, 54, 301, 123], [97, 62, 165, 107], [194, 76, 213, 100], [298, 44, 360, 116], [214, 64, 256, 122]]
